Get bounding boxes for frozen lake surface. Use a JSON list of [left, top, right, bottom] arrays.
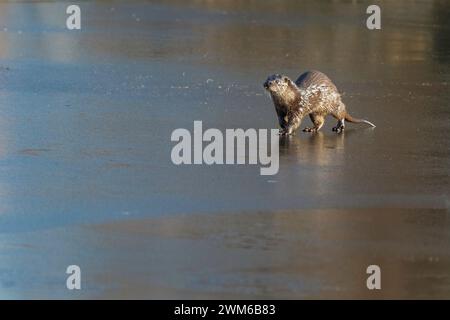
[[0, 0, 449, 298]]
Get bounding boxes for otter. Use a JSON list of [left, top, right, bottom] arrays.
[[263, 70, 375, 135]]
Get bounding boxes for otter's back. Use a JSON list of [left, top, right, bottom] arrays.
[[295, 70, 338, 92]]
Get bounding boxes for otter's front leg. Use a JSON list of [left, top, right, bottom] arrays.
[[278, 115, 289, 135], [303, 113, 325, 133], [283, 114, 302, 135], [278, 114, 298, 135], [277, 109, 303, 135]]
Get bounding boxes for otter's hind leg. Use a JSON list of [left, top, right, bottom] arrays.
[[332, 118, 345, 133], [303, 113, 325, 133], [331, 102, 346, 133]]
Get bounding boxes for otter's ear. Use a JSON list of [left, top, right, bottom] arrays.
[[283, 77, 289, 83]]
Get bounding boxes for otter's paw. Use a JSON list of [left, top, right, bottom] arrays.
[[279, 128, 294, 136], [303, 127, 316, 133], [332, 126, 344, 133]]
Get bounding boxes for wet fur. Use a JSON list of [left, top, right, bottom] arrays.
[[263, 71, 375, 135]]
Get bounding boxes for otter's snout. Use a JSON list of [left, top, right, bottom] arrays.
[[264, 74, 285, 92], [264, 78, 276, 91]]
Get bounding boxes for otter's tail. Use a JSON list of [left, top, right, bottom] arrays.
[[345, 113, 376, 128]]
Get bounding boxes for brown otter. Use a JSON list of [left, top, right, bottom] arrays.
[[263, 70, 375, 135]]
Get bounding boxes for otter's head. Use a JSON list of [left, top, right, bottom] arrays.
[[263, 74, 294, 96]]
